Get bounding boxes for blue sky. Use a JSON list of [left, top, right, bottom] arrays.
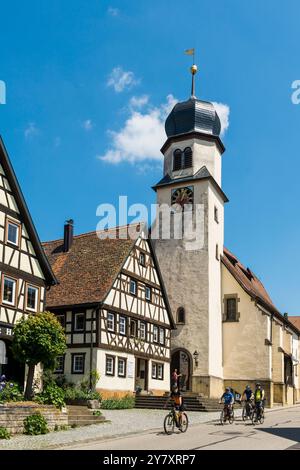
[[0, 0, 300, 314]]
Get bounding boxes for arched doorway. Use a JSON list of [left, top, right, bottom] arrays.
[[171, 349, 192, 391]]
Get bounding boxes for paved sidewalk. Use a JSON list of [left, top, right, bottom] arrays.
[[0, 405, 298, 450]]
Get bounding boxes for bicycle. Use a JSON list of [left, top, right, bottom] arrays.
[[251, 402, 265, 425], [220, 403, 234, 425], [164, 405, 189, 434], [242, 400, 254, 421]]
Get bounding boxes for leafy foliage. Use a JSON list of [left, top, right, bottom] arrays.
[[12, 312, 66, 369], [12, 312, 66, 399], [0, 376, 23, 403], [101, 395, 135, 410], [34, 384, 65, 409], [23, 413, 49, 435], [0, 426, 11, 440], [64, 387, 101, 401]]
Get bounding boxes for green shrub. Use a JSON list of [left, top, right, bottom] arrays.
[[34, 384, 65, 409], [0, 426, 11, 440], [0, 378, 23, 403], [23, 413, 49, 435], [101, 395, 134, 410], [64, 387, 101, 402]]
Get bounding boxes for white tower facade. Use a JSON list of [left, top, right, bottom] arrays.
[[152, 72, 227, 397]]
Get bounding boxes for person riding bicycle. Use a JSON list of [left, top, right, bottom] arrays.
[[165, 386, 184, 428], [254, 383, 265, 419], [220, 387, 234, 418], [242, 385, 254, 417]]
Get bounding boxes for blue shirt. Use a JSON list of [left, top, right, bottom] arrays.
[[222, 392, 234, 405], [244, 389, 253, 400]]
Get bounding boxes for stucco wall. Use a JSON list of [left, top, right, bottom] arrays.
[[222, 265, 271, 381]]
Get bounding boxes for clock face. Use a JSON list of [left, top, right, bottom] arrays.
[[171, 186, 194, 207]]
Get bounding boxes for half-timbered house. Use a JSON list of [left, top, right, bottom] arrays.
[[43, 222, 175, 398], [0, 137, 57, 383]]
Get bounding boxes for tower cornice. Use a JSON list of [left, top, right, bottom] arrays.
[[160, 130, 225, 156]]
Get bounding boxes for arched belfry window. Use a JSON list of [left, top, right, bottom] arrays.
[[183, 147, 192, 168], [173, 149, 182, 171], [173, 148, 193, 171], [177, 307, 185, 324]]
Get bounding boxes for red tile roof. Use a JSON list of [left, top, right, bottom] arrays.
[[289, 316, 300, 331], [43, 225, 138, 308], [222, 247, 278, 313]]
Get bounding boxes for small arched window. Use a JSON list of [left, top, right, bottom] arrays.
[[183, 147, 193, 169], [173, 149, 182, 171], [177, 307, 185, 324]]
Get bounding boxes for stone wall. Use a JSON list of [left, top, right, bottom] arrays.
[[0, 404, 68, 434]]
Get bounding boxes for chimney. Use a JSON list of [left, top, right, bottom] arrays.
[[63, 219, 74, 252]]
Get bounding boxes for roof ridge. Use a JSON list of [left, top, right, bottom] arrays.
[[42, 222, 144, 245]]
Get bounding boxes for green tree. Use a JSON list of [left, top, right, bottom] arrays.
[[12, 312, 66, 400]]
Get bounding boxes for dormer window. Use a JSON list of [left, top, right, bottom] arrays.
[[173, 148, 193, 171]]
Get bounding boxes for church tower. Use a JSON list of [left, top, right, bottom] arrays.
[[152, 64, 228, 398]]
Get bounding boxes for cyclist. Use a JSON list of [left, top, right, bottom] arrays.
[[220, 387, 234, 420], [165, 386, 184, 429], [254, 382, 265, 420], [242, 385, 254, 417]]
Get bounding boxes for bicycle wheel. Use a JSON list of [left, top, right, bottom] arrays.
[[259, 410, 265, 425], [229, 409, 234, 424], [251, 410, 257, 425], [164, 413, 175, 435], [220, 410, 225, 425], [179, 413, 189, 433]]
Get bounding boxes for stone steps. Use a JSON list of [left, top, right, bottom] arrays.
[[135, 395, 223, 412], [67, 405, 106, 427]]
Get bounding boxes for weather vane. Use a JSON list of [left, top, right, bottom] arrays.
[[185, 48, 197, 98]]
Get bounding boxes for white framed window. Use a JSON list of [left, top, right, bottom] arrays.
[[145, 286, 151, 301], [106, 355, 115, 376], [72, 354, 85, 374], [6, 220, 20, 246], [55, 355, 65, 373], [56, 314, 65, 328], [107, 312, 115, 332], [74, 313, 85, 331], [118, 358, 126, 377], [139, 252, 146, 266], [26, 284, 39, 312], [129, 279, 137, 295], [157, 363, 164, 380], [119, 316, 126, 335], [153, 325, 158, 343], [130, 319, 137, 337], [152, 363, 157, 379], [159, 327, 165, 345], [140, 322, 146, 340], [2, 276, 16, 306]]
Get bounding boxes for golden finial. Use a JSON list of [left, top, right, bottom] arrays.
[[185, 48, 197, 98]]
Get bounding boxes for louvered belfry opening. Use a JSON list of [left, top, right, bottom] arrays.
[[183, 147, 192, 168], [173, 147, 193, 171], [173, 149, 182, 171]]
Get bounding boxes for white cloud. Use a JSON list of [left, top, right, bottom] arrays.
[[24, 122, 39, 139], [212, 102, 230, 137], [82, 119, 93, 131], [107, 7, 120, 16], [98, 94, 177, 164], [107, 67, 139, 93], [129, 95, 149, 109]]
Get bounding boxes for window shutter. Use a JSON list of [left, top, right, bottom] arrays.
[[173, 149, 182, 171], [183, 147, 192, 168]]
